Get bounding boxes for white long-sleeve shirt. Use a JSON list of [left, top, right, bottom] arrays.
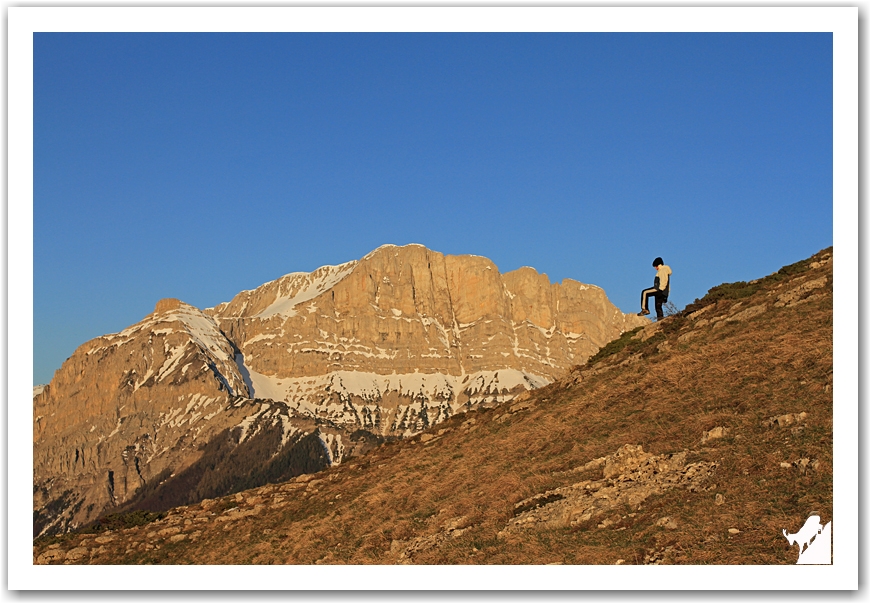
[[655, 265, 672, 291]]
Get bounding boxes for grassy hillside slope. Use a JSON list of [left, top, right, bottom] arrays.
[[34, 248, 833, 565]]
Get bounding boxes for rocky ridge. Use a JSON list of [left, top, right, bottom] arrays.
[[500, 444, 719, 537], [34, 244, 644, 536]]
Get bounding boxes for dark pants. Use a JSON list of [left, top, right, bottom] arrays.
[[641, 288, 668, 318]]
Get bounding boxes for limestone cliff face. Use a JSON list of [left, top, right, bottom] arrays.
[[207, 245, 645, 435], [209, 245, 643, 380], [34, 244, 645, 536]]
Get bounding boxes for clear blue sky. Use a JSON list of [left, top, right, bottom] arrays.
[[33, 32, 833, 385]]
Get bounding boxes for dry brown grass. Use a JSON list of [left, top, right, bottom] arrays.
[[35, 248, 833, 566]]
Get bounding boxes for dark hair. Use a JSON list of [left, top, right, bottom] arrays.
[[653, 257, 664, 267]]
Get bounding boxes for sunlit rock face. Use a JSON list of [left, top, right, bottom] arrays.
[[34, 244, 645, 536], [209, 244, 645, 427]]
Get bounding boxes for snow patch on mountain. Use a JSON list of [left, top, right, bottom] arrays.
[[236, 403, 270, 443], [319, 432, 345, 464], [235, 354, 288, 402], [257, 261, 357, 319], [235, 360, 549, 410], [362, 243, 428, 261]]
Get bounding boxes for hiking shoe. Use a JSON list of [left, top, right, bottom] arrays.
[[637, 310, 650, 316]]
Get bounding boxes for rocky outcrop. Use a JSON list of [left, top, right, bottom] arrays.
[[500, 444, 719, 536], [34, 244, 644, 536]]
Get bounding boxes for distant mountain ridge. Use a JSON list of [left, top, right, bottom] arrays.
[[33, 244, 645, 536]]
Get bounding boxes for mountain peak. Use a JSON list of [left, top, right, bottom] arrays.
[[361, 242, 430, 260], [153, 297, 189, 314], [33, 244, 645, 537]]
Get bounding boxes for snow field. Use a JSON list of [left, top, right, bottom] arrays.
[[257, 261, 357, 319]]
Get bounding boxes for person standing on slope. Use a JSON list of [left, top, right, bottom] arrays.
[[638, 257, 672, 320]]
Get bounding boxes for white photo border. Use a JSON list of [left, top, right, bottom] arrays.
[[8, 5, 858, 592]]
